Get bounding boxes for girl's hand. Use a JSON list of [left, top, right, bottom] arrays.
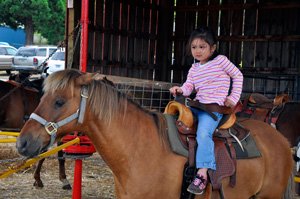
[[169, 86, 183, 96], [224, 98, 235, 108]]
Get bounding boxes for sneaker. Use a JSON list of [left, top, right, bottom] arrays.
[[187, 175, 207, 195]]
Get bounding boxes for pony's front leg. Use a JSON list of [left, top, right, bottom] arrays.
[[58, 148, 71, 190], [33, 158, 45, 188]]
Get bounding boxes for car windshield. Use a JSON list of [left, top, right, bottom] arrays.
[[36, 48, 47, 56], [49, 48, 56, 55], [6, 47, 17, 55], [0, 47, 7, 55], [16, 48, 36, 56], [0, 46, 17, 55], [51, 52, 65, 61]]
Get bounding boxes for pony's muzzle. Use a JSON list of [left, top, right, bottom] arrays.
[[16, 134, 43, 157]]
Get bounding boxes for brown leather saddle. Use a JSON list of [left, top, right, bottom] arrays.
[[237, 93, 290, 127], [164, 100, 253, 191]]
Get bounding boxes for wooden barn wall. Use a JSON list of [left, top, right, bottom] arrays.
[[66, 0, 300, 100], [170, 0, 300, 100], [67, 0, 161, 80]]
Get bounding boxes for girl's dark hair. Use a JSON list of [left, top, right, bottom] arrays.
[[186, 26, 219, 60]]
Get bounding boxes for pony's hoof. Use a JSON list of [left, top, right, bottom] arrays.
[[33, 181, 44, 189], [62, 184, 72, 190], [61, 178, 72, 190]]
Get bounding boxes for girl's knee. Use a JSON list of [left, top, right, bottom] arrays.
[[197, 130, 213, 139]]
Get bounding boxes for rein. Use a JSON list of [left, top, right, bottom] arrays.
[[29, 85, 89, 148], [0, 81, 24, 102], [0, 74, 34, 102]]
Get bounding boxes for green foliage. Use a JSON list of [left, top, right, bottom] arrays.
[[0, 0, 66, 45], [36, 0, 66, 45]]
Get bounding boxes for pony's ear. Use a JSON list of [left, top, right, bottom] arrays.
[[102, 76, 115, 87], [93, 73, 103, 81], [75, 72, 103, 85]]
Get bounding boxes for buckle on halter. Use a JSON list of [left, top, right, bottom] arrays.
[[45, 122, 57, 135], [81, 86, 89, 98]]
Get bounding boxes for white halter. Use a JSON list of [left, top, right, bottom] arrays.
[[29, 85, 89, 148]]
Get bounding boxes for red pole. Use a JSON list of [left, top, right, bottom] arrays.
[[72, 1, 89, 198], [80, 0, 89, 72], [72, 159, 83, 199]]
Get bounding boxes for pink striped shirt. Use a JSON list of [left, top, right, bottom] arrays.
[[180, 55, 243, 106]]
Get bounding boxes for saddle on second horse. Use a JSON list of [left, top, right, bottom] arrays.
[[236, 93, 291, 128]]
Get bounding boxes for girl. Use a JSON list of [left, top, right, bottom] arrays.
[[169, 26, 243, 195]]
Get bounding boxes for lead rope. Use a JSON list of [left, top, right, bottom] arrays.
[[67, 22, 81, 69]]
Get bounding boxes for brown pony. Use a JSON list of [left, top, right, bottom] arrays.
[[0, 80, 40, 130], [16, 69, 293, 199], [0, 79, 71, 190]]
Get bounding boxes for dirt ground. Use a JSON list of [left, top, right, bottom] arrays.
[[0, 143, 115, 199], [1, 143, 300, 199]]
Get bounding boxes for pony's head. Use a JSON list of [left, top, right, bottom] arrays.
[[16, 69, 123, 157]]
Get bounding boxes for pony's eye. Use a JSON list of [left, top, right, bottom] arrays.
[[55, 99, 65, 108]]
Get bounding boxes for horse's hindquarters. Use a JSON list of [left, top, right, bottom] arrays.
[[238, 119, 293, 198]]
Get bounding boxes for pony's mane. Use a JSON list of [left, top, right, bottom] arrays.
[[44, 69, 171, 149], [88, 76, 128, 124], [43, 69, 82, 97]]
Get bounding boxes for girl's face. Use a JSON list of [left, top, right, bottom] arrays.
[[191, 38, 216, 64]]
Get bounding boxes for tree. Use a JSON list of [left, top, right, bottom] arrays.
[[36, 0, 66, 45], [0, 0, 65, 45]]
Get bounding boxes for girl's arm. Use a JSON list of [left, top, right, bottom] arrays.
[[180, 67, 194, 97], [221, 56, 243, 105]]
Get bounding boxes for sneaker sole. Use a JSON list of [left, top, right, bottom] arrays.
[[187, 188, 204, 195]]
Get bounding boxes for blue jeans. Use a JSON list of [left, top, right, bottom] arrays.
[[191, 108, 223, 170]]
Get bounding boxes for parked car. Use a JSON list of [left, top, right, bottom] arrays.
[[0, 45, 17, 74], [43, 48, 65, 75], [12, 45, 57, 73], [0, 42, 10, 46]]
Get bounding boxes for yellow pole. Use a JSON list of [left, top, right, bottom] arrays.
[[0, 138, 17, 143], [295, 176, 300, 183], [0, 137, 80, 179], [0, 132, 20, 137]]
